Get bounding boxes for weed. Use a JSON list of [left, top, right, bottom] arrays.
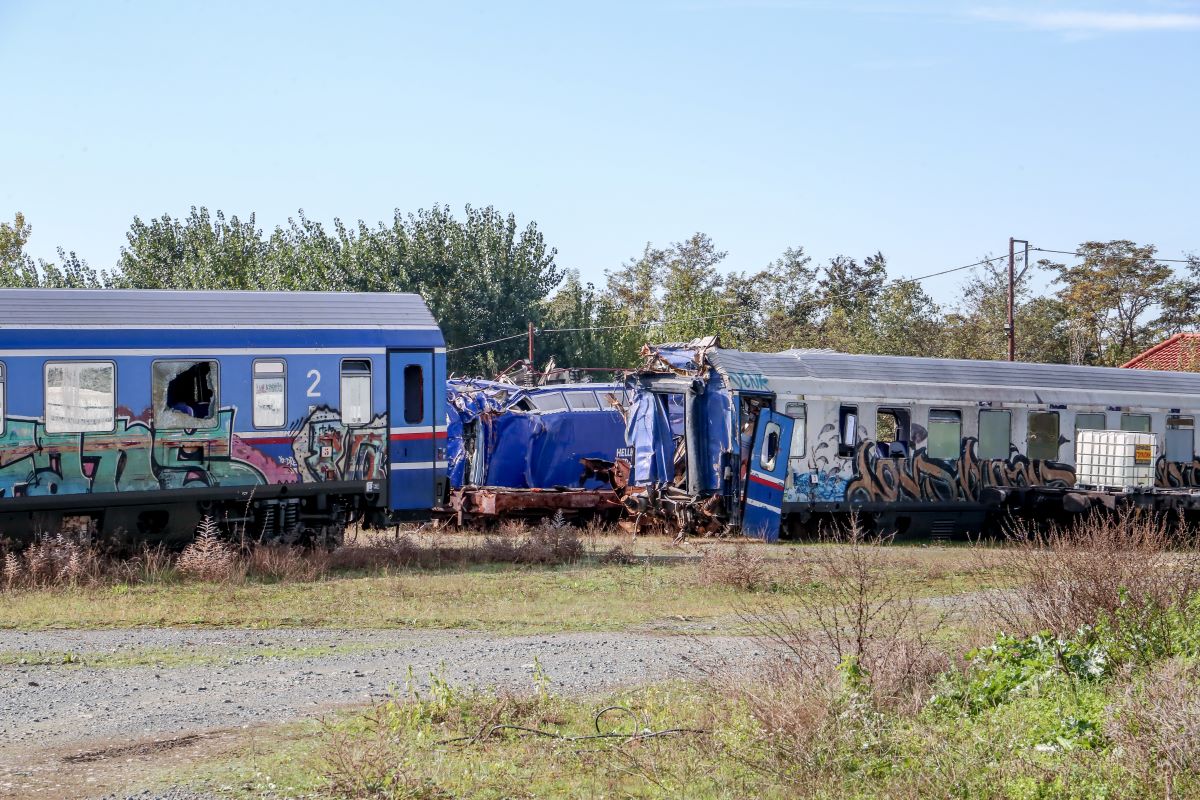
[[176, 517, 243, 582]]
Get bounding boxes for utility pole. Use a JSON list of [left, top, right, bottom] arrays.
[[1007, 237, 1029, 361], [527, 321, 535, 368]]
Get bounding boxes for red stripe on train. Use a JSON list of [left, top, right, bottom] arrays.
[[389, 430, 448, 441], [749, 472, 784, 490]]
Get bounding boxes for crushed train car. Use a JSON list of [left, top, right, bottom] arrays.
[[623, 337, 1200, 541], [444, 379, 629, 522]]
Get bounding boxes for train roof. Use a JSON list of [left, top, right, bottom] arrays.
[[705, 348, 1200, 396], [0, 289, 439, 330]]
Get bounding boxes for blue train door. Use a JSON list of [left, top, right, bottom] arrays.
[[387, 350, 437, 511], [743, 409, 795, 542]]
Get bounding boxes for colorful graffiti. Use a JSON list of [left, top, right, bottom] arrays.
[[0, 404, 388, 500], [843, 437, 1076, 504], [292, 406, 387, 483], [0, 409, 264, 498], [1155, 457, 1200, 489]]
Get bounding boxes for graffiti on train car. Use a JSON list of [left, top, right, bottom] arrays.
[[1154, 456, 1200, 489], [0, 405, 387, 498], [839, 437, 1075, 504], [785, 422, 1076, 505], [292, 406, 387, 483]]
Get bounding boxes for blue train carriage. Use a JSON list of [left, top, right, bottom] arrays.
[[446, 378, 628, 490], [625, 338, 1200, 541], [0, 289, 447, 545]]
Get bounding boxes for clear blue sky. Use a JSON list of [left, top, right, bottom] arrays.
[[1, 0, 1197, 304]]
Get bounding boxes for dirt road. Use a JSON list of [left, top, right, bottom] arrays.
[[0, 628, 759, 798]]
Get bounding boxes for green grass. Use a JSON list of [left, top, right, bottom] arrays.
[[172, 620, 1200, 800], [0, 642, 383, 669], [0, 544, 1006, 634]]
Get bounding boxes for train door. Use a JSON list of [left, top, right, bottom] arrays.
[[387, 350, 437, 510], [742, 408, 795, 542]]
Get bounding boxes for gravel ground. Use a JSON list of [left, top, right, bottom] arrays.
[[0, 628, 760, 798]]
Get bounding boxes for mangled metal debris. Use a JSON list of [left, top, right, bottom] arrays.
[[442, 377, 630, 524]]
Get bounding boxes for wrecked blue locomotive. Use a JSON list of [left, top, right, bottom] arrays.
[[0, 289, 447, 543]]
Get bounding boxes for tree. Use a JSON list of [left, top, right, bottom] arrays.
[[942, 257, 1069, 364], [0, 212, 105, 288], [539, 270, 640, 369], [1050, 240, 1173, 366]]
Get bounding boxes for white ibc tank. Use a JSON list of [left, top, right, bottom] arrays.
[[1074, 429, 1158, 489]]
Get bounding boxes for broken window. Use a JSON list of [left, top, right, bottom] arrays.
[[341, 359, 373, 425], [401, 363, 422, 425], [978, 409, 1011, 460], [838, 405, 858, 457], [152, 360, 218, 429], [875, 407, 911, 457], [253, 359, 286, 428], [1027, 411, 1060, 461], [1121, 413, 1151, 434], [761, 420, 782, 471], [45, 361, 115, 433], [1075, 412, 1106, 432], [784, 401, 806, 458], [927, 409, 962, 460], [1167, 416, 1194, 463], [565, 391, 600, 411]]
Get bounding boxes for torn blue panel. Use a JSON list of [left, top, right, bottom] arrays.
[[701, 381, 733, 494], [652, 348, 700, 372], [446, 404, 466, 488], [446, 380, 627, 490], [626, 385, 673, 485]]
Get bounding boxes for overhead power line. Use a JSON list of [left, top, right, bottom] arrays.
[[445, 252, 1014, 353], [1031, 247, 1197, 265]]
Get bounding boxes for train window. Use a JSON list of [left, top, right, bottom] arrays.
[[341, 359, 373, 425], [978, 409, 1011, 460], [875, 407, 911, 457], [253, 359, 287, 428], [402, 364, 423, 424], [838, 405, 858, 457], [1027, 411, 1060, 461], [0, 362, 5, 436], [785, 402, 807, 458], [1075, 412, 1106, 431], [761, 420, 782, 471], [1121, 413, 1151, 434], [927, 409, 962, 460], [565, 391, 600, 411], [44, 361, 115, 433], [533, 392, 567, 412], [1166, 417, 1194, 463], [152, 360, 219, 429]]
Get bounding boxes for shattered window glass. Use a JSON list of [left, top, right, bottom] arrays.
[[253, 359, 286, 428], [565, 391, 599, 411], [153, 360, 219, 430], [342, 359, 373, 425], [45, 361, 115, 433]]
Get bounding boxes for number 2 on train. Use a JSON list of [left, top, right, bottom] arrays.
[[307, 369, 322, 397]]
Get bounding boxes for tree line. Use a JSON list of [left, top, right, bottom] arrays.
[[2, 206, 1197, 373]]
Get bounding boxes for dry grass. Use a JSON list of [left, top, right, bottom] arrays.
[[1106, 658, 1200, 797], [976, 508, 1200, 637], [695, 543, 770, 591], [1, 516, 587, 593]]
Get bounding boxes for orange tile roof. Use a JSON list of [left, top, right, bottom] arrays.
[[1121, 333, 1200, 371]]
